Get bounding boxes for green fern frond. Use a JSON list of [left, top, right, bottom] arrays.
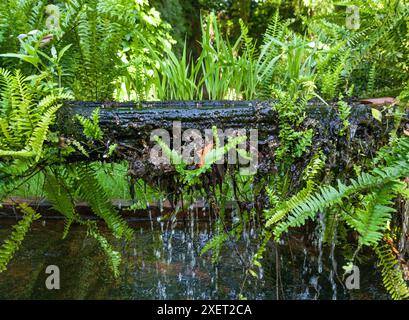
[[367, 64, 376, 95], [319, 49, 351, 99], [376, 244, 409, 300], [29, 103, 60, 160], [273, 157, 409, 240], [0, 203, 41, 273], [44, 171, 77, 239], [343, 184, 397, 247], [338, 98, 351, 136], [75, 164, 134, 240], [86, 223, 121, 278], [266, 180, 316, 227], [76, 107, 103, 141], [200, 232, 229, 264], [0, 69, 64, 160], [266, 152, 326, 226], [256, 10, 289, 97]]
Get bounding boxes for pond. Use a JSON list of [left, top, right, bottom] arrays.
[[0, 216, 388, 300]]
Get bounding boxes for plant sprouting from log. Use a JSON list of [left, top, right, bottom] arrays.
[[76, 108, 103, 141], [153, 126, 250, 185]]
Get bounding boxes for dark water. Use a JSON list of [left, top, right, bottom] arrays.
[[0, 217, 388, 300]]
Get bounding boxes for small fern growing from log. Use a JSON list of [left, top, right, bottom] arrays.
[[76, 107, 103, 141]]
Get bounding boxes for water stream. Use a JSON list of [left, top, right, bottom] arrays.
[[0, 217, 388, 300]]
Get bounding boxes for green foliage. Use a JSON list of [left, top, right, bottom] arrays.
[[375, 244, 409, 300], [0, 203, 41, 272], [305, 0, 409, 96], [0, 68, 70, 177], [147, 11, 311, 100], [146, 40, 202, 100], [75, 164, 134, 240], [273, 88, 315, 168], [262, 135, 409, 299], [265, 151, 326, 227], [199, 13, 255, 100], [256, 9, 289, 97], [76, 108, 103, 141], [43, 164, 132, 276], [200, 231, 229, 264], [338, 98, 351, 136], [343, 183, 399, 247], [146, 12, 261, 100], [1, 0, 409, 299], [44, 169, 77, 238], [318, 49, 351, 99], [367, 64, 377, 96], [0, 67, 131, 277], [154, 125, 249, 185], [0, 0, 174, 101], [86, 222, 121, 277], [273, 157, 408, 242], [254, 131, 409, 299], [2, 1, 408, 100]]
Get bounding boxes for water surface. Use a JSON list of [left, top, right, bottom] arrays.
[[0, 218, 388, 300]]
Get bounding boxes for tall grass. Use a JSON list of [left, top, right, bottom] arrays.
[[145, 13, 266, 101], [147, 12, 320, 101], [140, 12, 336, 102], [152, 41, 203, 100]]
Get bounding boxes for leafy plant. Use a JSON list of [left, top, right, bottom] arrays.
[[338, 97, 351, 137], [376, 243, 409, 300], [0, 0, 174, 101], [0, 69, 133, 276], [153, 125, 249, 185], [76, 108, 103, 141], [0, 203, 40, 272]]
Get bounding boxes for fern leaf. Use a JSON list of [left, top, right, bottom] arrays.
[[376, 244, 409, 300], [87, 224, 121, 278], [44, 171, 77, 239], [76, 164, 133, 240], [0, 203, 40, 273]]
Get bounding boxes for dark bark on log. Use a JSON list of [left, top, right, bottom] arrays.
[[57, 100, 409, 182]]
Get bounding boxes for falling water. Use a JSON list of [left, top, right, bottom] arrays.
[[317, 212, 325, 275], [328, 217, 338, 300], [0, 216, 387, 299]]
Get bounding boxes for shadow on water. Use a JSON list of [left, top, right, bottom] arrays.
[[0, 217, 388, 300]]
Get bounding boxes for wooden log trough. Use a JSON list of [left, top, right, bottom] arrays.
[[57, 99, 409, 178], [2, 99, 409, 219]]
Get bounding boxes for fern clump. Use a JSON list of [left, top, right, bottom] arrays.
[[0, 70, 132, 277], [76, 108, 103, 141], [258, 135, 409, 300], [0, 68, 71, 178]]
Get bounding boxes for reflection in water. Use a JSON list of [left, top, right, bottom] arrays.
[[0, 218, 387, 300]]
